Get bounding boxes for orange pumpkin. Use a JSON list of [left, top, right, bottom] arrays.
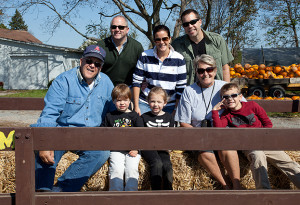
[[273, 66, 282, 74], [258, 74, 264, 79], [292, 96, 300, 100], [258, 64, 266, 70], [295, 70, 300, 77], [244, 63, 251, 69]]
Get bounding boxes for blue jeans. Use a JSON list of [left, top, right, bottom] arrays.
[[139, 100, 175, 115], [35, 150, 110, 192]]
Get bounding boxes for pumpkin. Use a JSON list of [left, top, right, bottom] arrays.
[[292, 96, 300, 100], [273, 66, 282, 74]]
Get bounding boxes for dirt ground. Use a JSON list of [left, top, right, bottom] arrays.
[[0, 110, 300, 128]]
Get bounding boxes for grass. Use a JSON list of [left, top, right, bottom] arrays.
[[267, 112, 300, 118], [0, 90, 47, 98]]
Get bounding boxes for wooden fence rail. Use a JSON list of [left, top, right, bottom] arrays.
[[0, 98, 300, 205], [0, 97, 300, 112], [0, 127, 300, 205]]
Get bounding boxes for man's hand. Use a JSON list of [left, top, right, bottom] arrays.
[[39, 150, 55, 165], [129, 150, 138, 157]]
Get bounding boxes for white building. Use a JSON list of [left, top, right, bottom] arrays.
[[0, 28, 82, 89]]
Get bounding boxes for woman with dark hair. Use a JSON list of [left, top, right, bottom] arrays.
[[132, 25, 187, 116]]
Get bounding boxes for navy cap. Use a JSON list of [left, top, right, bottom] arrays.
[[82, 45, 106, 62]]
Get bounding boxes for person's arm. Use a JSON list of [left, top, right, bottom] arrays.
[[179, 122, 193, 127], [253, 102, 273, 128], [222, 64, 231, 82], [133, 86, 141, 116], [31, 76, 68, 165]]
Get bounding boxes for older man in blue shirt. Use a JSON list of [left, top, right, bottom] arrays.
[[32, 45, 115, 192]]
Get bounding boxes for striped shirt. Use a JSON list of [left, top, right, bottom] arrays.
[[132, 46, 187, 107]]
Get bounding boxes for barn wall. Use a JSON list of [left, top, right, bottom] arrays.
[[0, 39, 81, 89]]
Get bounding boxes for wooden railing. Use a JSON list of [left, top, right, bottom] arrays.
[[0, 98, 300, 205]]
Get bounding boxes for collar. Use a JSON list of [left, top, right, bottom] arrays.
[[153, 45, 174, 59], [111, 36, 128, 53], [76, 66, 101, 85], [183, 29, 212, 46]]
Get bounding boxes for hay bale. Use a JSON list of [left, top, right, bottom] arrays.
[[0, 151, 16, 193], [1, 150, 299, 193]]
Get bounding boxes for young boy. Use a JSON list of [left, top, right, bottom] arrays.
[[212, 82, 300, 189], [101, 83, 144, 191]]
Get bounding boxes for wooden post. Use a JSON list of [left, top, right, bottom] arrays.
[[15, 128, 35, 205]]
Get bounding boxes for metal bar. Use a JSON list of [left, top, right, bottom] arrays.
[[0, 98, 44, 110], [0, 193, 14, 205], [35, 190, 300, 205], [14, 128, 35, 205], [31, 127, 300, 151]]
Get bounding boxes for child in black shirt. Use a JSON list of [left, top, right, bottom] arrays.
[[141, 87, 175, 190], [101, 84, 143, 191]]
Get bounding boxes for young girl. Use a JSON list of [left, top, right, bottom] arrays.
[[101, 83, 144, 191], [141, 87, 175, 190]]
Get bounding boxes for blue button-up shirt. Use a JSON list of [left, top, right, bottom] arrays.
[[32, 67, 115, 128]]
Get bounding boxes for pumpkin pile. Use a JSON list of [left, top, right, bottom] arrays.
[[230, 63, 300, 79], [247, 95, 300, 100]]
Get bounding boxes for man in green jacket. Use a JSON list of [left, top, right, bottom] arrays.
[[172, 9, 233, 85], [98, 15, 144, 86]]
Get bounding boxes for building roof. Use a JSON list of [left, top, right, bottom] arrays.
[[0, 28, 43, 44]]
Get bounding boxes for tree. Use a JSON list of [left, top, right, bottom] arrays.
[[8, 0, 258, 50], [190, 0, 259, 61], [0, 9, 8, 29], [260, 0, 299, 48], [9, 9, 28, 30], [10, 0, 191, 46]]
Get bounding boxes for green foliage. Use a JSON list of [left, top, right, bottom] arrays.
[[0, 23, 7, 29], [260, 0, 299, 47], [9, 9, 28, 31], [0, 90, 47, 98], [267, 112, 300, 118]]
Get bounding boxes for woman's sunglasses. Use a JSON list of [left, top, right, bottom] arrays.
[[196, 67, 215, 74], [222, 93, 240, 100], [182, 19, 200, 27], [154, 37, 169, 43], [110, 25, 127, 30], [85, 59, 102, 68]]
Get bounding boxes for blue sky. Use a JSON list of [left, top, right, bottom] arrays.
[[4, 2, 151, 49], [3, 1, 267, 50]]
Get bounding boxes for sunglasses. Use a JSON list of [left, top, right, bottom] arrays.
[[111, 25, 127, 30], [85, 59, 102, 68], [154, 37, 169, 43], [182, 19, 200, 27], [222, 93, 240, 100], [196, 67, 215, 74]]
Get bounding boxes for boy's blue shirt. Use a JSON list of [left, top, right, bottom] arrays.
[[31, 67, 115, 128]]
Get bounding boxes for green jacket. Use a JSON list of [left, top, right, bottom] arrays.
[[172, 29, 234, 85], [98, 36, 144, 86]]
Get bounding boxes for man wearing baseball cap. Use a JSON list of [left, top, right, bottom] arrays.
[[32, 45, 115, 192]]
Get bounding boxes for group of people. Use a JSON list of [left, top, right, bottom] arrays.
[[33, 9, 300, 192]]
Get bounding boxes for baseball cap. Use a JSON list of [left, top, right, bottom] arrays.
[[82, 45, 106, 62]]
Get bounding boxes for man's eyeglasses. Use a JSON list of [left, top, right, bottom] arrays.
[[85, 59, 102, 68], [196, 67, 215, 74], [222, 93, 240, 100], [111, 25, 127, 30], [182, 19, 200, 27], [154, 37, 169, 43]]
